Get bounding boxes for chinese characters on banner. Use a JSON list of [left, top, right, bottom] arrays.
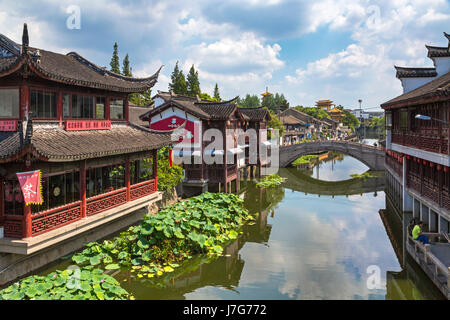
[[0, 120, 18, 131], [16, 170, 43, 206]]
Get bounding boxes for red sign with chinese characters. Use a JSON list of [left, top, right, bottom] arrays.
[[150, 116, 200, 143], [65, 120, 111, 131], [0, 120, 18, 131], [16, 170, 43, 206]]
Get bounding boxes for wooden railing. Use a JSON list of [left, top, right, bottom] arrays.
[[392, 131, 448, 155], [386, 154, 403, 178], [130, 179, 156, 201], [86, 188, 127, 217], [31, 201, 82, 237], [3, 215, 24, 238], [407, 172, 449, 211]]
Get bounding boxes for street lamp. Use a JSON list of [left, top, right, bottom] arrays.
[[415, 114, 448, 124]]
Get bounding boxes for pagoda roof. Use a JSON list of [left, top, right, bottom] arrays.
[[140, 92, 247, 121], [328, 107, 344, 114], [129, 106, 152, 128], [0, 24, 161, 93], [381, 70, 450, 108], [426, 45, 450, 58], [0, 121, 172, 162], [395, 66, 437, 78], [238, 108, 270, 122]]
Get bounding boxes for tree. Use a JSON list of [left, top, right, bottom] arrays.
[[200, 92, 219, 102], [122, 53, 132, 77], [261, 93, 289, 112], [265, 108, 284, 139], [187, 65, 201, 97], [237, 94, 260, 109], [213, 83, 221, 101], [110, 42, 120, 74], [342, 110, 360, 132], [294, 105, 330, 119], [168, 62, 187, 95], [129, 89, 153, 107]]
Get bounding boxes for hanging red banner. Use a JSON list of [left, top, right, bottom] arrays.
[[0, 120, 18, 131], [16, 170, 43, 206], [65, 120, 111, 131], [169, 148, 173, 167]]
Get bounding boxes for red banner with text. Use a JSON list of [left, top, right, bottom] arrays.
[[16, 170, 43, 206]]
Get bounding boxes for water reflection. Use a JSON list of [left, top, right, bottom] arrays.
[[38, 154, 444, 299]]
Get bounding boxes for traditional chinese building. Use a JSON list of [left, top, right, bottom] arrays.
[[0, 24, 171, 253], [280, 115, 309, 145], [382, 32, 450, 235], [328, 107, 345, 123], [140, 91, 271, 195], [315, 100, 333, 111]]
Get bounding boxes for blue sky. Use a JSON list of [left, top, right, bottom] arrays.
[[0, 0, 449, 110]]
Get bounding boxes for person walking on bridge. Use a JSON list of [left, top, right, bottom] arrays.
[[412, 221, 429, 245]]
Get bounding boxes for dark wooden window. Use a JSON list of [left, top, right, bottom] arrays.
[[30, 90, 57, 118], [130, 159, 154, 185], [399, 109, 408, 130], [72, 94, 94, 119], [3, 180, 23, 216], [86, 164, 125, 197], [0, 89, 19, 118], [96, 97, 105, 119], [110, 99, 125, 120], [62, 93, 70, 118], [31, 171, 80, 214]]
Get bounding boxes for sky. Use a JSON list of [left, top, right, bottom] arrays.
[[0, 0, 449, 111]]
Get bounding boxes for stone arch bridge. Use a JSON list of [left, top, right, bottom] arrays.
[[278, 141, 385, 170]]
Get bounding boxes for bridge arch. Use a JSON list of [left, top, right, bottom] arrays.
[[279, 141, 385, 171]]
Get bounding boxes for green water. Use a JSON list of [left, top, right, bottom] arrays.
[[40, 154, 445, 300]]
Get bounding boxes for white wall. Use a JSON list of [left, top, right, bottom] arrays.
[[432, 56, 450, 77], [400, 77, 436, 94]]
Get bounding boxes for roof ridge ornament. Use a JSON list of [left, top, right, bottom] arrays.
[[22, 23, 29, 54]]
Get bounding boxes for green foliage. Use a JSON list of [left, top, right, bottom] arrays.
[[0, 268, 131, 300], [342, 110, 360, 132], [169, 61, 188, 95], [129, 88, 153, 107], [266, 108, 284, 138], [237, 94, 260, 109], [350, 172, 375, 180], [200, 92, 219, 102], [157, 147, 183, 193], [368, 116, 385, 128], [122, 53, 132, 77], [187, 65, 201, 97], [213, 83, 221, 101], [256, 174, 287, 188], [262, 93, 289, 112], [292, 155, 319, 166], [110, 42, 121, 74], [71, 193, 253, 279], [294, 106, 330, 120]]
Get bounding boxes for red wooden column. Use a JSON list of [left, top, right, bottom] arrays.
[[80, 160, 87, 218], [20, 84, 29, 120], [125, 98, 129, 126], [106, 97, 111, 121], [23, 161, 32, 238], [125, 158, 130, 201], [57, 91, 63, 127], [0, 178, 3, 224], [223, 122, 228, 193], [153, 150, 158, 191]]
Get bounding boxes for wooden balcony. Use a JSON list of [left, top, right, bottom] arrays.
[[392, 131, 448, 155]]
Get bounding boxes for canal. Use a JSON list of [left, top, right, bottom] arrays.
[[39, 153, 445, 300]]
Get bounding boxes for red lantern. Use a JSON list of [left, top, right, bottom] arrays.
[[437, 164, 442, 171], [423, 160, 427, 165], [444, 166, 449, 173], [430, 162, 434, 168], [406, 155, 411, 160]]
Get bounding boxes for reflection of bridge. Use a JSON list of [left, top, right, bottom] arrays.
[[278, 168, 385, 197], [279, 141, 385, 170]]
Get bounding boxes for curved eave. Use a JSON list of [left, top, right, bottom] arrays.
[[140, 100, 210, 122]]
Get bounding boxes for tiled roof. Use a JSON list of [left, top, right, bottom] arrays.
[[381, 70, 450, 108], [280, 115, 306, 125], [140, 93, 247, 121], [426, 45, 450, 58], [0, 32, 161, 93], [0, 131, 22, 159], [238, 108, 269, 121], [395, 66, 438, 78], [129, 106, 151, 127], [0, 122, 172, 162]]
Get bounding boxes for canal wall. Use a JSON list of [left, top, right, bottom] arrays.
[[0, 189, 180, 287]]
